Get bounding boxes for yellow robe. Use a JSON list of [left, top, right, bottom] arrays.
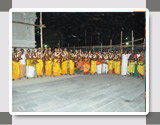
[[62, 59, 68, 75], [26, 59, 34, 67], [128, 61, 135, 73], [137, 61, 145, 76], [36, 59, 43, 76], [53, 59, 61, 76], [115, 61, 121, 75], [12, 61, 20, 80], [69, 60, 75, 75], [108, 60, 113, 74], [90, 60, 96, 74], [45, 58, 52, 76]]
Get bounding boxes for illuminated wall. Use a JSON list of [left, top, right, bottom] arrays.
[[12, 12, 37, 48]]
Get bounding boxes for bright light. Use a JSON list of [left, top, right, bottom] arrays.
[[125, 37, 128, 40], [72, 35, 77, 38], [44, 44, 48, 48], [126, 42, 129, 45]]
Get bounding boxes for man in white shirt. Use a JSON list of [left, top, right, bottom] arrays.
[[121, 50, 129, 75], [20, 49, 26, 78], [137, 50, 141, 59], [102, 52, 109, 74], [127, 50, 132, 59]]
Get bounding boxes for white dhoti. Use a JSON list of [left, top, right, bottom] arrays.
[[26, 66, 35, 78], [96, 64, 102, 74], [102, 63, 108, 73], [121, 54, 129, 75], [121, 64, 128, 75]]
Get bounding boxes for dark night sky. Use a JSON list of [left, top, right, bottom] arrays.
[[35, 12, 145, 48]]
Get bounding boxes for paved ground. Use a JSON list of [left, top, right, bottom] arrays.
[[12, 74, 145, 112]]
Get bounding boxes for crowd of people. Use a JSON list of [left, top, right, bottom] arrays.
[[12, 47, 145, 80]]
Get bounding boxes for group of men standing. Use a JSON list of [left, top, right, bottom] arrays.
[[12, 47, 145, 80]]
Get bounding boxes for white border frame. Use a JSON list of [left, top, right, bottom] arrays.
[[9, 8, 149, 115]]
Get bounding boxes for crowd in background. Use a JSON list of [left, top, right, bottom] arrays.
[[12, 47, 145, 80]]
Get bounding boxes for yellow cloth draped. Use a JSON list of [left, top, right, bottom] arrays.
[[115, 61, 121, 75], [53, 59, 61, 76], [137, 61, 145, 76], [108, 60, 113, 74], [69, 60, 75, 75], [62, 60, 68, 74], [90, 60, 96, 74], [128, 61, 135, 73], [36, 59, 43, 76], [45, 58, 52, 76], [26, 59, 34, 67], [12, 61, 20, 79]]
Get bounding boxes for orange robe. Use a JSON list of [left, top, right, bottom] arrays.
[[83, 59, 90, 74]]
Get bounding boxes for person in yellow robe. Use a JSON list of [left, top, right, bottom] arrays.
[[36, 48, 43, 77], [137, 52, 145, 79], [61, 48, 69, 75], [108, 60, 113, 74], [44, 50, 52, 76], [53, 58, 61, 76], [108, 53, 113, 74], [114, 52, 121, 75], [12, 60, 20, 80], [43, 49, 52, 76], [128, 54, 135, 76], [90, 52, 97, 75], [91, 60, 96, 75], [53, 49, 62, 76], [61, 59, 68, 75], [45, 58, 52, 76], [115, 61, 121, 75], [12, 48, 20, 80], [69, 59, 75, 75], [115, 59, 121, 75]]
